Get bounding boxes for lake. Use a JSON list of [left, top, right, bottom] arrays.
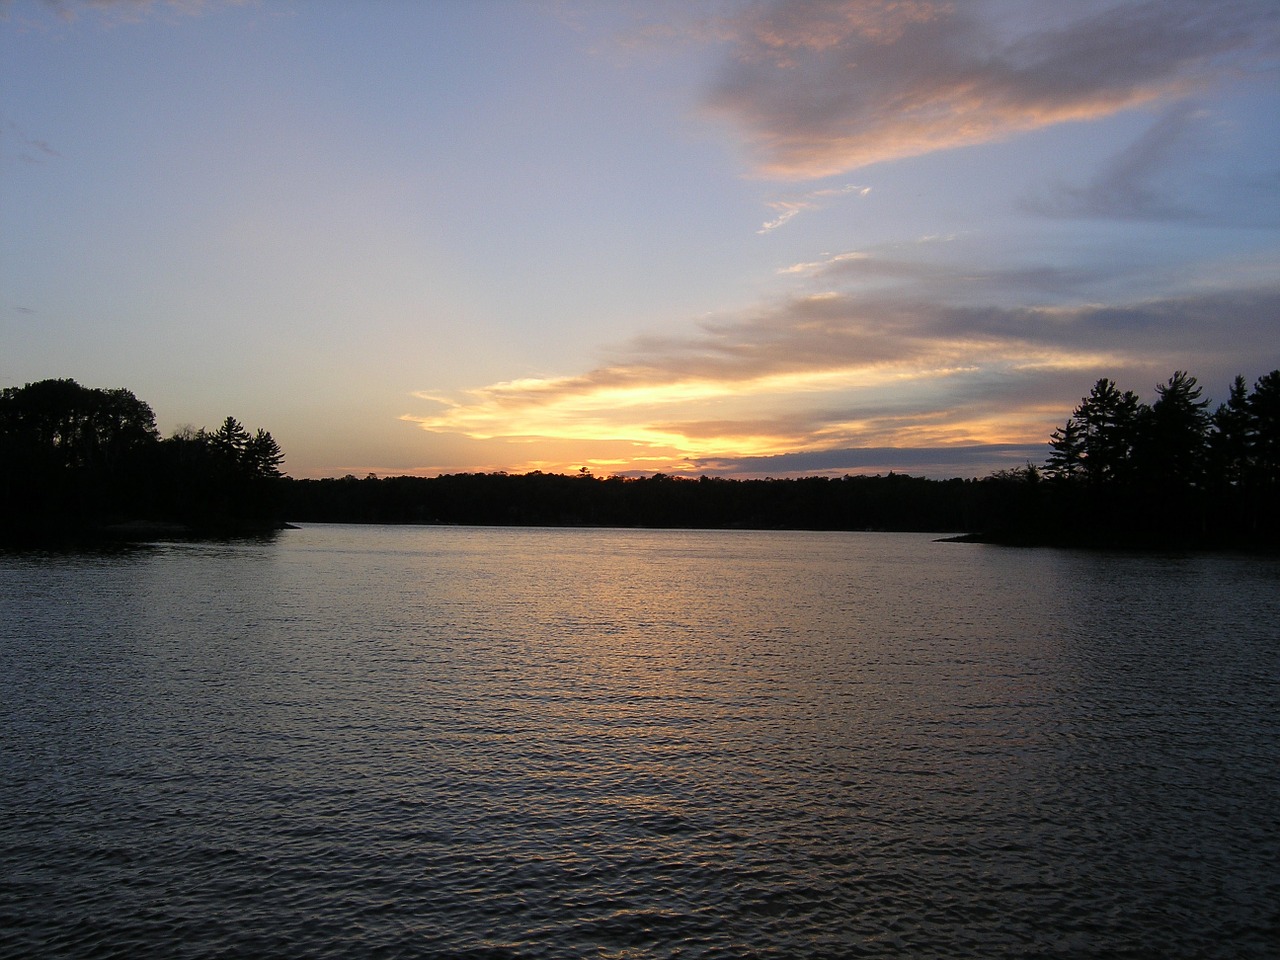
[[2, 525, 1278, 958]]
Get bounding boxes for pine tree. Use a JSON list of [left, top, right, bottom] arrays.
[[1250, 370, 1280, 488], [1046, 418, 1085, 481], [1209, 375, 1252, 488], [1142, 370, 1210, 490], [245, 429, 285, 479], [1075, 378, 1144, 486]]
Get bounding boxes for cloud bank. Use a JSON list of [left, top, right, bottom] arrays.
[[407, 284, 1280, 476]]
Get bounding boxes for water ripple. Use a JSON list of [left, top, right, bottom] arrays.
[[2, 528, 1278, 958]]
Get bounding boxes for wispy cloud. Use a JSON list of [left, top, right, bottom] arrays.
[[779, 250, 869, 276], [705, 0, 1280, 178], [757, 183, 870, 233], [19, 0, 243, 24], [780, 245, 1162, 304], [1023, 102, 1207, 220], [3, 118, 60, 163]]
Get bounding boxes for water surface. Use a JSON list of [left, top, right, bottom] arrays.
[[2, 526, 1278, 957]]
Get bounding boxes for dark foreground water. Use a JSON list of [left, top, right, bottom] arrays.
[[2, 525, 1278, 959]]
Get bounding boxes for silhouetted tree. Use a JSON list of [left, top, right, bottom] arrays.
[[0, 378, 157, 472], [0, 379, 161, 533], [1027, 368, 1280, 546], [1140, 370, 1211, 490], [245, 429, 285, 480], [1046, 418, 1085, 481], [210, 416, 252, 462], [1077, 378, 1145, 486], [1251, 370, 1280, 489], [1, 379, 287, 540], [1210, 375, 1253, 488]]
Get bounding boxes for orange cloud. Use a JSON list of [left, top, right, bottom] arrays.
[[405, 284, 1280, 475], [706, 0, 1278, 178]]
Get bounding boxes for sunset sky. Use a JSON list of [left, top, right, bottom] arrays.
[[3, 0, 1278, 479]]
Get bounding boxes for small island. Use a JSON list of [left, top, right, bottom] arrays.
[[3, 370, 1277, 549]]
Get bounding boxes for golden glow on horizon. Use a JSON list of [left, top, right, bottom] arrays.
[[400, 337, 1108, 475]]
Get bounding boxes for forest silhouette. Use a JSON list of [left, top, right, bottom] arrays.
[[3, 372, 1277, 548], [1, 378, 283, 542]]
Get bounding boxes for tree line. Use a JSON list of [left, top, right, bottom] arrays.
[[1045, 371, 1279, 491], [281, 469, 997, 532], [5, 371, 1277, 547], [1026, 370, 1280, 546], [281, 368, 1279, 548], [1, 378, 284, 541]]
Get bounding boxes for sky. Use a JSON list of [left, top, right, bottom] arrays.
[[2, 0, 1278, 480]]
